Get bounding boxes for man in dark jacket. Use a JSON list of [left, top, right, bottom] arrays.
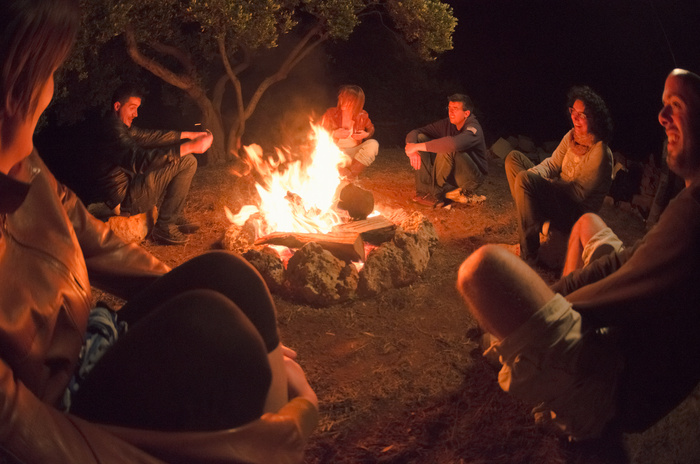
[[456, 68, 700, 452], [92, 84, 213, 245], [405, 93, 488, 207]]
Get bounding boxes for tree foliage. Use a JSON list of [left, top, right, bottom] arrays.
[[64, 0, 457, 164]]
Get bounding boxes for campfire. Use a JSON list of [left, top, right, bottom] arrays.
[[223, 124, 439, 307]]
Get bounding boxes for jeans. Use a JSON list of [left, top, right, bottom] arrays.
[[122, 154, 197, 226], [414, 133, 484, 197], [70, 251, 279, 431], [505, 151, 588, 259]]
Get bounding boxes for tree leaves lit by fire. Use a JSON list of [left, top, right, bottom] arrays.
[[61, 0, 456, 164]]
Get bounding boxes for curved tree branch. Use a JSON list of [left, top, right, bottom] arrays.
[[212, 74, 228, 114], [244, 23, 327, 121], [217, 36, 245, 137], [149, 39, 197, 77], [233, 44, 251, 75], [124, 26, 193, 91]]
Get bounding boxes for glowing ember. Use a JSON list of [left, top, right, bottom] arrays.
[[227, 124, 353, 237]]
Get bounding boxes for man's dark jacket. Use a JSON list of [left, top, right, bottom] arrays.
[[91, 113, 183, 208]]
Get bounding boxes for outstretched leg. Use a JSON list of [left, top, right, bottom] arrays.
[[457, 244, 623, 440]]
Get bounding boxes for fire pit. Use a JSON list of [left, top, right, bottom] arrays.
[[222, 125, 439, 307]]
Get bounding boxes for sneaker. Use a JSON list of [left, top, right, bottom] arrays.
[[152, 223, 188, 245], [175, 216, 200, 234], [446, 188, 486, 205]]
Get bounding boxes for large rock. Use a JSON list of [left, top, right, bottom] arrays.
[[489, 137, 514, 159], [398, 211, 439, 253], [243, 247, 286, 293], [358, 212, 438, 297], [105, 207, 156, 243], [336, 183, 374, 220], [286, 242, 359, 307]]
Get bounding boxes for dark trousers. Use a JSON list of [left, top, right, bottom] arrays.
[[71, 251, 279, 431], [122, 154, 197, 226], [414, 134, 484, 197], [505, 151, 587, 260]]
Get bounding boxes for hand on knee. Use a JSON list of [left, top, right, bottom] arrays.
[[284, 357, 318, 409]]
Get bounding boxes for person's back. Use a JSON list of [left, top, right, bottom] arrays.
[[0, 2, 318, 462]]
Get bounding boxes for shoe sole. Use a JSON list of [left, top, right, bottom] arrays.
[[151, 232, 188, 245]]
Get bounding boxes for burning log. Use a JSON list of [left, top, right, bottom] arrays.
[[255, 231, 365, 262], [333, 215, 396, 245]]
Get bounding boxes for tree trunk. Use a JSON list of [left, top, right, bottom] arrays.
[[216, 26, 327, 161], [226, 118, 244, 157], [199, 105, 227, 165]]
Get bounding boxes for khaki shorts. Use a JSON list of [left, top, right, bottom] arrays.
[[486, 294, 623, 440], [582, 226, 624, 267]]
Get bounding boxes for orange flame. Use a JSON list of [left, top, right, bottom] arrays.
[[228, 124, 352, 236]]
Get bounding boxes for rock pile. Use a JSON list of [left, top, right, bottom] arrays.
[[223, 210, 439, 307]]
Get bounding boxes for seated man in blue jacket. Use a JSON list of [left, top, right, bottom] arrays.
[[405, 93, 489, 207], [92, 84, 213, 245]]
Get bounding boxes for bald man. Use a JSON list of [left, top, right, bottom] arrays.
[[457, 69, 700, 443]]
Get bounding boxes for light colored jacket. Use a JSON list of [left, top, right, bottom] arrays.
[[0, 151, 317, 463]]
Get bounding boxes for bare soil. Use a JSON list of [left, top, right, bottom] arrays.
[[105, 147, 700, 463]]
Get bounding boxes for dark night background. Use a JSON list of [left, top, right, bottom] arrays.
[[321, 0, 700, 161], [439, 0, 700, 160], [38, 0, 700, 183]]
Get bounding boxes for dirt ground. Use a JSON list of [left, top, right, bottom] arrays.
[[113, 147, 699, 463]]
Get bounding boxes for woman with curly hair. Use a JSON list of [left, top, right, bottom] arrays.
[[505, 85, 614, 264]]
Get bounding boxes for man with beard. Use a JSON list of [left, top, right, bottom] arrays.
[[456, 69, 700, 452]]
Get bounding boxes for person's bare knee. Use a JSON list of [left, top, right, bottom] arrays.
[[458, 245, 554, 339], [564, 213, 609, 276], [457, 245, 504, 302], [577, 213, 607, 244]]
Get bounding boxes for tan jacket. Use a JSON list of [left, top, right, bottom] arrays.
[[0, 151, 317, 463]]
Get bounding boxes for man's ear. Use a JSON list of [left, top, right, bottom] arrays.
[[464, 110, 471, 118], [113, 102, 121, 113]]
